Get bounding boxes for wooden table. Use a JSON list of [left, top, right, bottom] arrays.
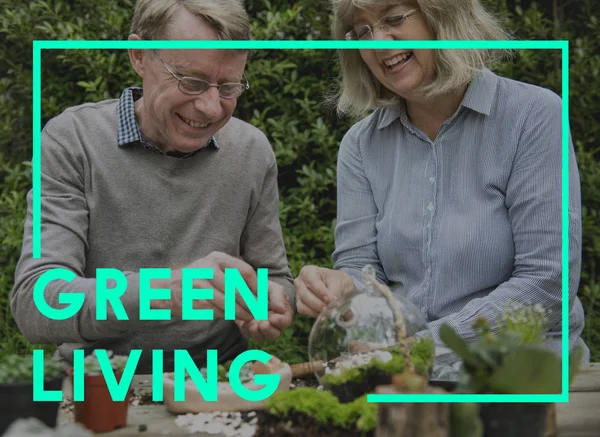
[[556, 362, 600, 437], [57, 363, 600, 437]]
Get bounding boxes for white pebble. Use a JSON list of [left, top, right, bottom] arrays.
[[189, 422, 206, 433], [373, 350, 393, 363], [173, 410, 259, 436], [174, 414, 195, 427], [223, 425, 237, 436], [239, 425, 256, 437], [206, 422, 223, 434]]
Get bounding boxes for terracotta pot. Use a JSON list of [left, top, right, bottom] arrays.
[[71, 371, 131, 433], [0, 376, 64, 434]]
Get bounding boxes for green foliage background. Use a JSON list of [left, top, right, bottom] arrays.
[[0, 0, 598, 362]]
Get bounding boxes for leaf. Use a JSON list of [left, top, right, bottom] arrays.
[[569, 344, 585, 385], [487, 346, 561, 394], [439, 324, 480, 368]]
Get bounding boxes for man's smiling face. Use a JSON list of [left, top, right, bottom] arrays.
[[129, 6, 248, 153]]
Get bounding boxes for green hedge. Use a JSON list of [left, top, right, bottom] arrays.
[[1, 0, 598, 362]]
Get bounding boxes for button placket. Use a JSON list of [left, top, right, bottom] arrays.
[[423, 141, 439, 319]]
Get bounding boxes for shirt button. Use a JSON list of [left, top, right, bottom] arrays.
[[429, 177, 435, 184], [427, 202, 434, 211]]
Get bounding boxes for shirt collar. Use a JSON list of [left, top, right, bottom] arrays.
[[116, 87, 220, 153], [459, 67, 497, 116], [376, 67, 498, 130]]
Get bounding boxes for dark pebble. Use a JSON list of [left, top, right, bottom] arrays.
[[138, 424, 147, 432]]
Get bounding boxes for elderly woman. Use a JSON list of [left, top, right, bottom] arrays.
[[294, 0, 589, 361]]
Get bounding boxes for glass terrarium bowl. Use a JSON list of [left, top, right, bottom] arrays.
[[307, 266, 434, 402]]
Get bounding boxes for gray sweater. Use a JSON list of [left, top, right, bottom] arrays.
[[11, 98, 295, 373]]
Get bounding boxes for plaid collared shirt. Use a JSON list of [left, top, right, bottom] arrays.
[[116, 87, 219, 158]]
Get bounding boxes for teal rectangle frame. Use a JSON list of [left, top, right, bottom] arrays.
[[32, 39, 570, 403]]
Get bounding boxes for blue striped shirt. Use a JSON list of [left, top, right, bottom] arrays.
[[332, 68, 588, 360]]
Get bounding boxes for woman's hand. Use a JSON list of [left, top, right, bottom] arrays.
[[294, 266, 356, 317]]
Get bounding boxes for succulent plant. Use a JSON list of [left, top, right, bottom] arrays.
[[0, 354, 64, 384], [439, 305, 585, 394], [82, 350, 129, 375]]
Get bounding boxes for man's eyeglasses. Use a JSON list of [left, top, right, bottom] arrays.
[[345, 9, 418, 41], [152, 50, 249, 99]]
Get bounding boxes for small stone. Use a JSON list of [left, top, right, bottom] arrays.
[[174, 413, 195, 427], [189, 423, 206, 433], [373, 350, 393, 363], [240, 425, 256, 437], [222, 425, 237, 436], [138, 423, 147, 432], [206, 422, 223, 434]]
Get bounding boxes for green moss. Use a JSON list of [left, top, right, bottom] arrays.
[[320, 348, 404, 386], [410, 336, 435, 375], [265, 388, 377, 432], [373, 348, 407, 375], [320, 337, 435, 386], [344, 395, 377, 432], [321, 366, 368, 385]]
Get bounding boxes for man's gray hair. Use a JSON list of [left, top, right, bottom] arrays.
[[330, 0, 513, 118], [130, 0, 251, 41]]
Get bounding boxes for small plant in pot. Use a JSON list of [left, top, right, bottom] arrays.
[[255, 387, 377, 437], [440, 305, 585, 437], [70, 350, 131, 433], [0, 353, 65, 434]]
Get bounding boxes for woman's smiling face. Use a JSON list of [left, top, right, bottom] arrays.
[[354, 5, 437, 101]]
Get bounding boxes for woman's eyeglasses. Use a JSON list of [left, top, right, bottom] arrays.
[[346, 9, 418, 41]]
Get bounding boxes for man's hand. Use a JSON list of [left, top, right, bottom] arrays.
[[294, 266, 355, 318], [235, 280, 294, 343], [150, 251, 264, 323]]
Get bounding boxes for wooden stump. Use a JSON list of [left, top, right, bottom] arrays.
[[544, 403, 557, 437], [375, 385, 450, 437]]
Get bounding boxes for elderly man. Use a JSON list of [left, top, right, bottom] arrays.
[[11, 0, 295, 373]]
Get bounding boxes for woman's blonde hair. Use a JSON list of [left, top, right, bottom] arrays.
[[130, 0, 251, 42], [330, 0, 513, 117]]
